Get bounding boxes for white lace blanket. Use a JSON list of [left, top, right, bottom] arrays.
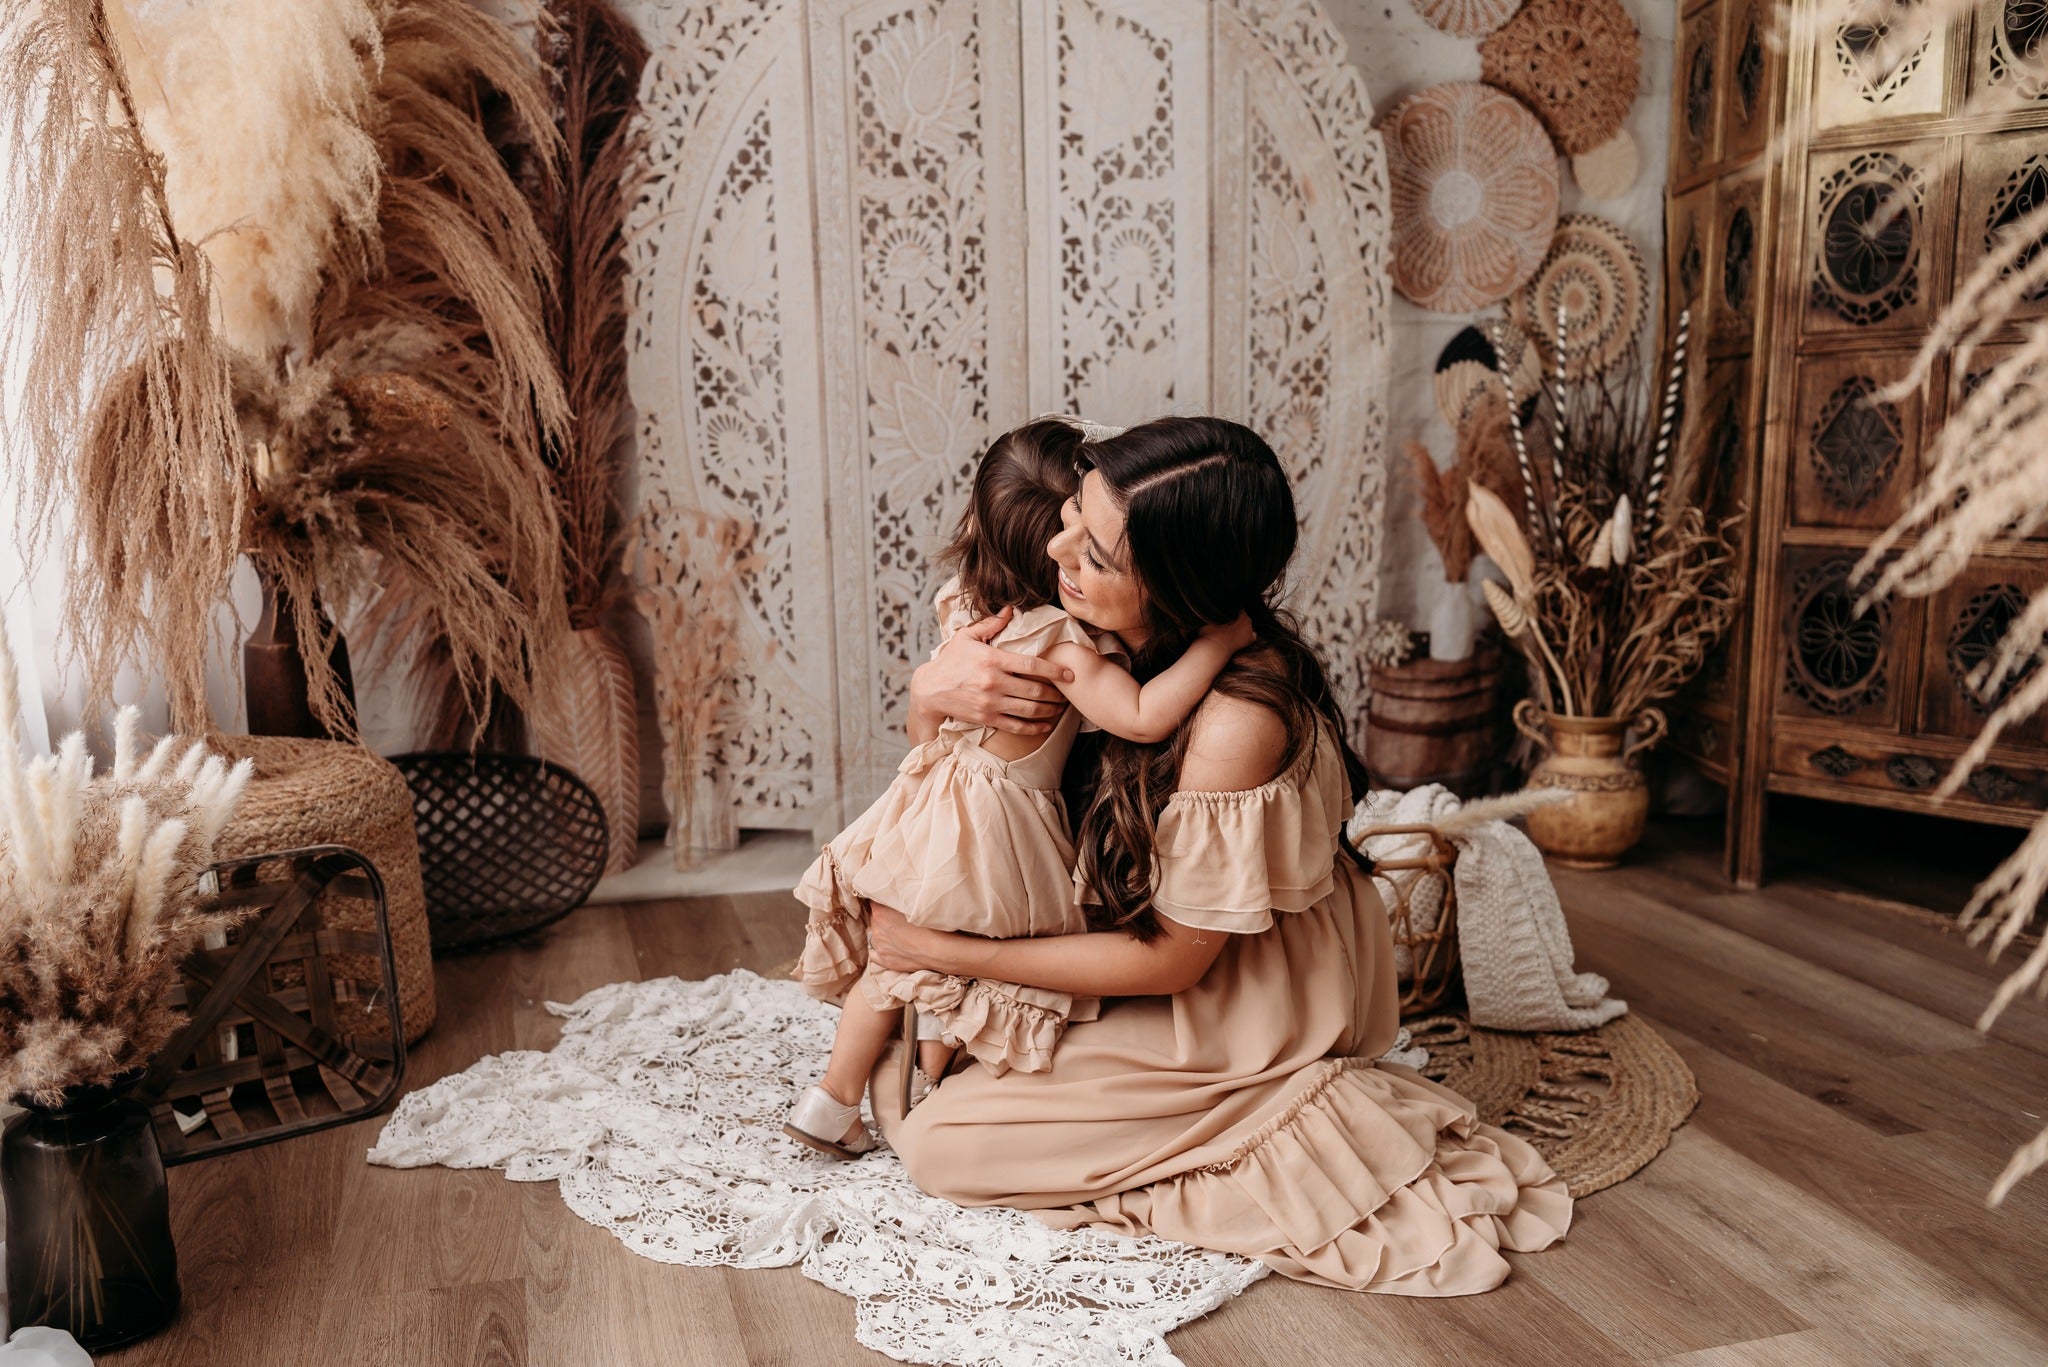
[[367, 970, 1270, 1366]]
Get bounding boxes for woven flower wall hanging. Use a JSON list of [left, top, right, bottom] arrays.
[[1409, 0, 1524, 39], [1480, 0, 1642, 156], [1384, 81, 1561, 313], [1507, 213, 1649, 379]]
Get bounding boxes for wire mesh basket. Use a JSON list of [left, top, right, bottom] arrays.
[[390, 751, 609, 952]]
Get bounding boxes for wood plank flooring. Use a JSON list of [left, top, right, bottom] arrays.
[[103, 813, 2048, 1367]]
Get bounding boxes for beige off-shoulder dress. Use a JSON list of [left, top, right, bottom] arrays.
[[878, 723, 1573, 1295], [794, 591, 1104, 1074]]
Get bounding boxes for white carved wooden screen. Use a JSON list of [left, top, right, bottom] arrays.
[[625, 0, 1389, 845]]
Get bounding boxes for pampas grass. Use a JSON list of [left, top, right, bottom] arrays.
[[628, 496, 759, 871], [1, 1, 247, 733], [530, 0, 649, 628], [0, 631, 253, 1107], [104, 0, 384, 359]]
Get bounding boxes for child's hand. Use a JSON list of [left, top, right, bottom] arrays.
[[1202, 614, 1257, 653]]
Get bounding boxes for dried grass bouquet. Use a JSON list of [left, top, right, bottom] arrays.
[[1465, 309, 1746, 721], [0, 636, 254, 1107]]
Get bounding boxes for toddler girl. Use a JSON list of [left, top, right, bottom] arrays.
[[784, 415, 1251, 1159]]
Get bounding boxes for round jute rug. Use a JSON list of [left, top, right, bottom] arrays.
[[1403, 1011, 1698, 1196]]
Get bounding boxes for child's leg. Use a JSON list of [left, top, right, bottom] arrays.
[[817, 990, 899, 1125], [914, 1010, 956, 1083]]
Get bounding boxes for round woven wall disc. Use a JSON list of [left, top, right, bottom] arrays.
[[1571, 126, 1640, 199], [1480, 0, 1642, 156], [1384, 82, 1561, 314], [1410, 0, 1523, 39], [1508, 213, 1647, 380]]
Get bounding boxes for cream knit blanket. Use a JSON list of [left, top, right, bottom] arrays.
[[1350, 786, 1627, 1033]]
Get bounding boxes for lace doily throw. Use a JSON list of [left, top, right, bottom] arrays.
[[367, 971, 1276, 1366]]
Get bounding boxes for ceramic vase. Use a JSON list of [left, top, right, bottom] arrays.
[[1514, 701, 1668, 869]]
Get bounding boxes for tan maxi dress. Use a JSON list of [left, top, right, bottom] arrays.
[[879, 722, 1573, 1295]]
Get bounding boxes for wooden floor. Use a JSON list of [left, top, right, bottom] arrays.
[[106, 811, 2048, 1367]]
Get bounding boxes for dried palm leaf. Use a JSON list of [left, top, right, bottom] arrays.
[[1410, 441, 1475, 582], [1465, 481, 1537, 600]]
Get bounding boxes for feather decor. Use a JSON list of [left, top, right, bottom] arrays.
[[0, 630, 254, 1107], [0, 1, 247, 731], [1410, 441, 1476, 583]]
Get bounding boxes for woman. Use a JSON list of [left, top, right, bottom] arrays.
[[864, 416, 1570, 1294]]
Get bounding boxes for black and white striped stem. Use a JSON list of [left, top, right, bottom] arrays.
[[1549, 301, 1569, 549], [1642, 307, 1692, 543], [1489, 321, 1543, 545]]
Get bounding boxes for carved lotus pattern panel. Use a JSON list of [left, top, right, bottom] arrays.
[[1835, 3, 1931, 104], [1783, 559, 1890, 716], [1811, 151, 1926, 328], [1948, 583, 2040, 714]]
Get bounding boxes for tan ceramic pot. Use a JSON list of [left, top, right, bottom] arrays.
[[1514, 701, 1667, 870]]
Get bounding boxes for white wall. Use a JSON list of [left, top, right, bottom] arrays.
[[1321, 0, 1675, 635]]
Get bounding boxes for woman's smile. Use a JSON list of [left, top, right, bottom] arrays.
[[1057, 566, 1085, 600]]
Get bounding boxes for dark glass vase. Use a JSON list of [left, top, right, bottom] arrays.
[[2, 1079, 180, 1351]]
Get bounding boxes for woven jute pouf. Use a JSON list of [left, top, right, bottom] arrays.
[[212, 735, 437, 1044], [1405, 1010, 1698, 1195]]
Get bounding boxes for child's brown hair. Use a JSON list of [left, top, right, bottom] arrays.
[[938, 417, 1084, 615]]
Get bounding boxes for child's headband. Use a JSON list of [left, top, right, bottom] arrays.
[[1037, 412, 1127, 444]]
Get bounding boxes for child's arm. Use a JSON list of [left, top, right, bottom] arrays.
[[1045, 615, 1255, 744]]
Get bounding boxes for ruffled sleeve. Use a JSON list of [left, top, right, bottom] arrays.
[[931, 575, 980, 652], [1150, 729, 1349, 934], [992, 604, 1097, 658]]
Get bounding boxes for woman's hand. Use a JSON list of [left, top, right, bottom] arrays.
[[869, 903, 971, 975], [1200, 613, 1257, 655], [909, 608, 1075, 741]]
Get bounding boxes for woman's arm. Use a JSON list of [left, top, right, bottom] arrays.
[[1045, 616, 1254, 744], [868, 692, 1293, 997], [869, 903, 1226, 997], [908, 608, 1075, 743]]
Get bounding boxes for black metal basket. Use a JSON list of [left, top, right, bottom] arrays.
[[390, 751, 609, 952]]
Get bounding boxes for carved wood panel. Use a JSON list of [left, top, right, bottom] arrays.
[[1666, 180, 1716, 341], [1788, 350, 1925, 529], [1959, 128, 2048, 326], [623, 0, 1390, 833], [1970, 0, 2048, 113], [1717, 0, 1776, 162], [1674, 4, 1722, 183], [1918, 559, 2048, 746], [1775, 548, 1915, 730], [1812, 0, 1954, 130], [1712, 169, 1763, 353], [1800, 140, 1953, 338]]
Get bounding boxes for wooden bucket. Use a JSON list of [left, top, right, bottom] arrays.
[[1366, 646, 1503, 793]]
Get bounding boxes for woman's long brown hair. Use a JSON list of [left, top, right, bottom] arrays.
[[1068, 417, 1370, 939]]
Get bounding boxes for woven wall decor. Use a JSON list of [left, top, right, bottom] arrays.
[[1507, 213, 1649, 379], [1480, 0, 1642, 156], [1385, 82, 1561, 313], [1571, 127, 1640, 200], [213, 735, 436, 1043], [1433, 322, 1544, 427], [1409, 0, 1523, 39]]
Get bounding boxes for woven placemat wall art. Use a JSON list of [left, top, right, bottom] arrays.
[[1480, 0, 1642, 156], [1385, 81, 1561, 313], [1410, 0, 1523, 38], [1507, 212, 1649, 379], [1405, 1009, 1699, 1195]]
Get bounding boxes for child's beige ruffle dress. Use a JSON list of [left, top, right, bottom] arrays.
[[794, 590, 1103, 1074]]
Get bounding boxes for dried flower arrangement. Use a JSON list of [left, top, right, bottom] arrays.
[[1465, 309, 1746, 720], [1362, 619, 1420, 671], [627, 497, 761, 870], [1, 1, 569, 740], [0, 635, 254, 1107]]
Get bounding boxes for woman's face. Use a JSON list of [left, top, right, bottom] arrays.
[[1049, 470, 1149, 643]]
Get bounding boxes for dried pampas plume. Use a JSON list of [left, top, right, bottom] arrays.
[[1, 1, 247, 732], [104, 0, 385, 359], [0, 630, 254, 1107]]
